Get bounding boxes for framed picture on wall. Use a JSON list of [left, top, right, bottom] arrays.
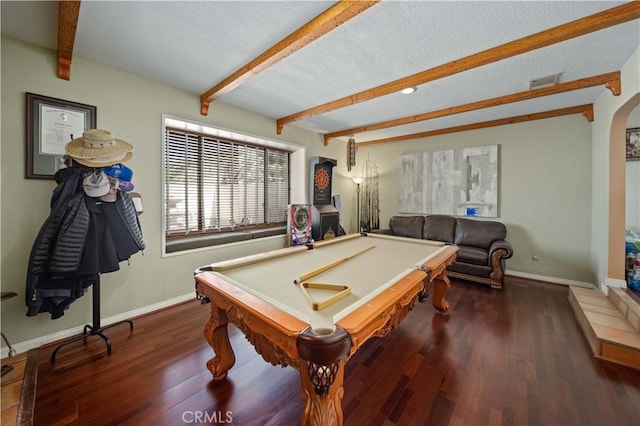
[[627, 127, 640, 161], [26, 92, 97, 179]]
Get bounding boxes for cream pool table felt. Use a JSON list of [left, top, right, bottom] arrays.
[[194, 233, 458, 426]]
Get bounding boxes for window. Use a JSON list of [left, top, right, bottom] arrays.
[[164, 117, 290, 252]]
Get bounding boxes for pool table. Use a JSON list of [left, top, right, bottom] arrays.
[[194, 233, 457, 426]]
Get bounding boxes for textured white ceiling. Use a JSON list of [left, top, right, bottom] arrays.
[[2, 1, 639, 143]]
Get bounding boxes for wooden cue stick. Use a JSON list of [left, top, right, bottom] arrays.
[[293, 245, 375, 284]]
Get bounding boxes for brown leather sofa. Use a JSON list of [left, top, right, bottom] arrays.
[[374, 215, 513, 289]]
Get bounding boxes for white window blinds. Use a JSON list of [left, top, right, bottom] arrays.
[[165, 127, 289, 236]]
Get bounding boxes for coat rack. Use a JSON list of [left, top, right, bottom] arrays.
[[50, 276, 133, 363], [30, 130, 142, 364]]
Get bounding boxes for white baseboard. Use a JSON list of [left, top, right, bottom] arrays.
[[1, 292, 196, 358], [505, 270, 594, 288]]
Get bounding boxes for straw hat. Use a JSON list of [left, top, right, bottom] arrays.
[[65, 129, 133, 168]]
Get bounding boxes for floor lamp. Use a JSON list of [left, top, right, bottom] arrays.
[[353, 177, 363, 233]]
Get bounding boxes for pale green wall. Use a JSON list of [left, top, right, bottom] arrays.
[[351, 114, 594, 284], [0, 37, 351, 347]]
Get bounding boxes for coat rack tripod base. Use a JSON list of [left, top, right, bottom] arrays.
[[50, 276, 133, 363]]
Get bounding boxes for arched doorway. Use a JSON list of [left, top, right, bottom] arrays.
[[609, 93, 640, 284]]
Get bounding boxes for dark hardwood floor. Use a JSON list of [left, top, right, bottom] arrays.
[[33, 277, 640, 425]]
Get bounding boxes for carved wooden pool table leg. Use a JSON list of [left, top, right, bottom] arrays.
[[299, 359, 346, 426], [204, 304, 235, 380], [432, 274, 451, 313]]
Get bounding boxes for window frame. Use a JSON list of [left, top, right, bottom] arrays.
[[162, 115, 298, 255]]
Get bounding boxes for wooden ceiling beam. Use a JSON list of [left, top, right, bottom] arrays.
[[323, 71, 620, 144], [277, 1, 639, 133], [57, 0, 81, 80], [200, 0, 379, 116], [356, 104, 593, 147]]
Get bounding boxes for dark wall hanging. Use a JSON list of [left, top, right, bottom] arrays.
[[627, 127, 640, 161], [26, 92, 96, 179]]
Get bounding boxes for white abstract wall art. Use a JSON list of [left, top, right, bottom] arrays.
[[399, 145, 498, 217]]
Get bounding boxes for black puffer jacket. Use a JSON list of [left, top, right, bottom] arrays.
[[116, 190, 145, 251], [26, 180, 145, 317], [25, 191, 90, 312], [51, 165, 90, 211], [29, 191, 89, 277]]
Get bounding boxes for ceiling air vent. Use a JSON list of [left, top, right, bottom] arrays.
[[529, 72, 562, 89]]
